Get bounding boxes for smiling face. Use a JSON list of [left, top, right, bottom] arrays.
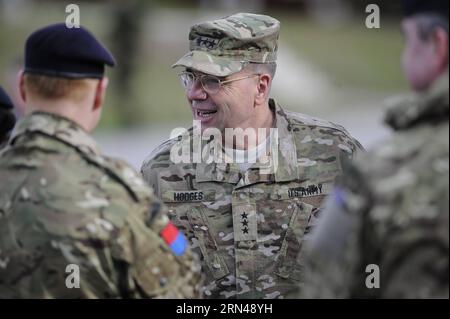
[[185, 68, 261, 133]]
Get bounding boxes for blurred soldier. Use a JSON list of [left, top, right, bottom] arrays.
[[0, 86, 16, 148], [0, 23, 202, 298], [141, 13, 363, 299], [302, 0, 449, 298], [110, 0, 147, 126]]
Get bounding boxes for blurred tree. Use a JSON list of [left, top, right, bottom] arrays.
[[17, 0, 152, 127], [110, 0, 150, 126]]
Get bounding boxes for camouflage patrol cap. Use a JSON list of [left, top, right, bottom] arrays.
[[173, 13, 280, 77]]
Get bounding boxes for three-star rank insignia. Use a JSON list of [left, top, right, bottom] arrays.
[[233, 203, 257, 241], [241, 212, 249, 234]]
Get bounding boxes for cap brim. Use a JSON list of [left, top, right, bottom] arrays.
[[172, 51, 245, 77]]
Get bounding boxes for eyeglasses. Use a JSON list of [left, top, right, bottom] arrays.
[[178, 71, 260, 94]]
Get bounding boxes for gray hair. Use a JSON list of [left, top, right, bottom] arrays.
[[246, 62, 277, 79]]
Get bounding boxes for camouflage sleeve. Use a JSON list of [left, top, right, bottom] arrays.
[[74, 154, 203, 298], [303, 162, 449, 299], [377, 218, 449, 298], [102, 159, 203, 298], [302, 129, 366, 237], [130, 195, 204, 298], [300, 187, 366, 298], [39, 161, 202, 298], [29, 188, 203, 298], [301, 163, 370, 298], [370, 178, 449, 298]]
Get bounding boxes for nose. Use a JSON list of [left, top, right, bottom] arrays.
[[187, 79, 207, 100]]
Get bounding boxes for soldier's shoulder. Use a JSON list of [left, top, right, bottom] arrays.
[[284, 110, 348, 132], [143, 138, 178, 163], [283, 109, 364, 153], [359, 118, 448, 176], [24, 135, 154, 205], [350, 120, 449, 225], [95, 154, 154, 203], [141, 129, 192, 170]]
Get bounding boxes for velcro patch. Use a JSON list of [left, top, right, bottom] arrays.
[[160, 222, 188, 256], [162, 190, 216, 203], [270, 183, 332, 200]]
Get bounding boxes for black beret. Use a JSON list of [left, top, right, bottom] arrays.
[[0, 86, 14, 110], [24, 23, 116, 79], [402, 0, 449, 18], [0, 86, 15, 135]]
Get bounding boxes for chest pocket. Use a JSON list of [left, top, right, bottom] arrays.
[[187, 207, 230, 280], [274, 200, 314, 281]]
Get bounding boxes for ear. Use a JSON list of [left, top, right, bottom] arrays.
[[255, 73, 271, 106], [433, 27, 449, 72], [18, 70, 27, 103], [93, 77, 109, 111]]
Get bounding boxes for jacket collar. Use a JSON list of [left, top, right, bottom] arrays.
[[195, 98, 299, 187], [385, 71, 449, 130], [11, 111, 101, 156]]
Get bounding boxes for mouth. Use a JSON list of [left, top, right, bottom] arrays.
[[193, 108, 218, 120], [196, 109, 217, 118]]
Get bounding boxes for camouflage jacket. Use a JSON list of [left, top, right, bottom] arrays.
[[141, 98, 363, 299], [302, 73, 449, 298], [0, 111, 202, 298]]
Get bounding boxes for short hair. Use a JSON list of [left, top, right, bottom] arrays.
[[246, 62, 277, 79], [24, 74, 97, 102], [415, 13, 449, 41]]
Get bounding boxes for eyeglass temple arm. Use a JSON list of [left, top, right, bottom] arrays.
[[220, 74, 260, 84]]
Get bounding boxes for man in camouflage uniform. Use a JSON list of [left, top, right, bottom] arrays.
[[0, 23, 202, 298], [302, 0, 449, 298], [141, 13, 363, 299], [0, 86, 16, 149]]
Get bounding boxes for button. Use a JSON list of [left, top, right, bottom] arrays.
[[160, 277, 168, 287]]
